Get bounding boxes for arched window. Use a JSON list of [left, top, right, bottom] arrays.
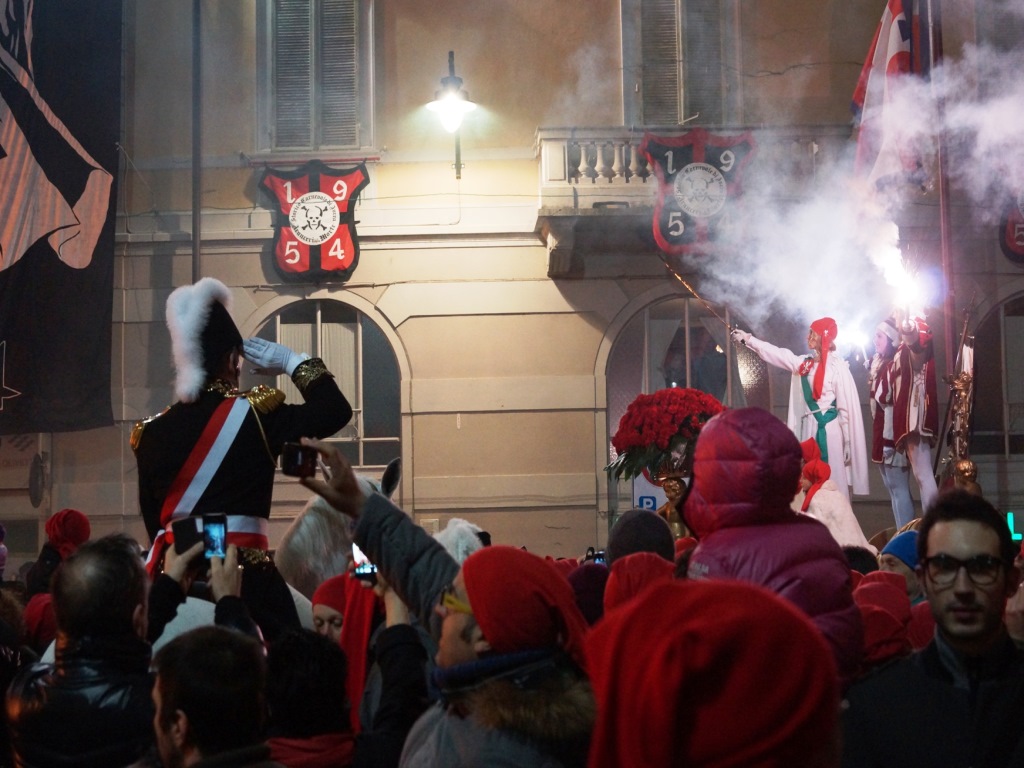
[[242, 299, 401, 471], [605, 297, 769, 513], [971, 295, 1024, 455]]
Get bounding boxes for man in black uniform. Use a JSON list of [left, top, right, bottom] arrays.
[[132, 277, 352, 639]]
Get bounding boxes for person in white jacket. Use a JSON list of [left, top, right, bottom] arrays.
[[732, 317, 869, 499], [796, 458, 876, 554]]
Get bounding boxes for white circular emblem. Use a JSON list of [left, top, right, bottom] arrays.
[[673, 163, 727, 218], [289, 192, 340, 246]]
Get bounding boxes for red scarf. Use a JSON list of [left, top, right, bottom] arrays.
[[268, 733, 355, 768], [338, 576, 379, 733]]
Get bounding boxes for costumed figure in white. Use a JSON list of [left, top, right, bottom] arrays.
[[732, 317, 869, 500]]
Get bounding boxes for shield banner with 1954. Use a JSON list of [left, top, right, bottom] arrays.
[[998, 189, 1024, 265], [260, 160, 369, 282], [641, 129, 756, 257]]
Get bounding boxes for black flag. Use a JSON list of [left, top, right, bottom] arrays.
[[0, 0, 121, 434]]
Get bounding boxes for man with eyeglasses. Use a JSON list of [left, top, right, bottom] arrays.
[[841, 490, 1024, 768]]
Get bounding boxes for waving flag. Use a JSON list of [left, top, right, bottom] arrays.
[[0, 0, 121, 434], [851, 0, 929, 190]]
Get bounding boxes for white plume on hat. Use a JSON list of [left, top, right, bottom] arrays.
[[166, 277, 234, 403]]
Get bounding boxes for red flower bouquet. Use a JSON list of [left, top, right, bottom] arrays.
[[606, 387, 725, 481]]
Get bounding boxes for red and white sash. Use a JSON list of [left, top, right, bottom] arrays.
[[145, 397, 265, 575]]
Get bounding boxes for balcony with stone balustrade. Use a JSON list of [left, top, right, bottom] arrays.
[[533, 125, 854, 277]]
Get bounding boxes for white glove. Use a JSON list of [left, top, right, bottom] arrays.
[[242, 338, 309, 377], [731, 328, 751, 346]]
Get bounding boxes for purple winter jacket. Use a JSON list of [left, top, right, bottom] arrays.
[[684, 407, 864, 687]]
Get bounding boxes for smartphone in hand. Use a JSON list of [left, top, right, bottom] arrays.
[[281, 442, 318, 478], [172, 517, 203, 555], [352, 542, 378, 584], [202, 513, 227, 560]]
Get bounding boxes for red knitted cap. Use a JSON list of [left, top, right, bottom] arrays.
[[603, 551, 675, 612], [852, 570, 911, 671], [800, 458, 831, 512], [800, 437, 821, 464], [45, 509, 91, 560], [587, 580, 839, 768], [312, 574, 349, 613], [462, 546, 590, 669]]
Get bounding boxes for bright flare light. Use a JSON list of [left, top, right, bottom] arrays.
[[873, 231, 925, 318]]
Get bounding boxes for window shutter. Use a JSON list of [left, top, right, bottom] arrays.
[[641, 0, 681, 125], [319, 0, 358, 146], [274, 0, 313, 148], [682, 0, 723, 125], [272, 0, 359, 150]]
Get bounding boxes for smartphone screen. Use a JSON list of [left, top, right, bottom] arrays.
[[352, 543, 378, 582], [203, 514, 227, 560], [172, 517, 203, 555]]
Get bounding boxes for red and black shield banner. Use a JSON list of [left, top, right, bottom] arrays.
[[641, 129, 756, 257], [998, 191, 1024, 265], [260, 160, 369, 281]]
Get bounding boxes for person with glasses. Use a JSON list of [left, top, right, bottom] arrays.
[[841, 490, 1024, 768], [877, 530, 925, 605], [299, 437, 595, 768]]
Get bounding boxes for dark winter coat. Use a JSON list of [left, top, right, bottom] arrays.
[[6, 633, 154, 768], [683, 407, 864, 686], [842, 631, 1024, 767]]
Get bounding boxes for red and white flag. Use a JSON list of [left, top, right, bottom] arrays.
[[851, 0, 928, 190]]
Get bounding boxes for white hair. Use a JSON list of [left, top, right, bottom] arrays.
[[274, 495, 355, 599]]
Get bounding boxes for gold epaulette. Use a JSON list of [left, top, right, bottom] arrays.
[[129, 407, 170, 451], [244, 384, 286, 414]]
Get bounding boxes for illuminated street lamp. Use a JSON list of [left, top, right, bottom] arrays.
[[426, 51, 476, 178]]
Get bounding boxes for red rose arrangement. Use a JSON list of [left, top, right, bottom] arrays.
[[606, 387, 725, 480]]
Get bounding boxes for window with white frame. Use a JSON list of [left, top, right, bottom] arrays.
[[258, 0, 373, 152], [242, 299, 401, 471]]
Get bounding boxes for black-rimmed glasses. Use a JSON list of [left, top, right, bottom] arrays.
[[921, 554, 1006, 587]]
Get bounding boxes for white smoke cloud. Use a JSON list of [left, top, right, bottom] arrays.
[[687, 0, 1024, 348]]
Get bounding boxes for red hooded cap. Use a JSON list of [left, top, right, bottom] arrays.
[[45, 509, 91, 560], [603, 552, 675, 612], [800, 438, 821, 464], [800, 458, 831, 512], [312, 574, 349, 613], [462, 546, 590, 669], [587, 580, 839, 768], [851, 570, 911, 671]]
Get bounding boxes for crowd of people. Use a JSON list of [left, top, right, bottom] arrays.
[[0, 284, 1021, 766]]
